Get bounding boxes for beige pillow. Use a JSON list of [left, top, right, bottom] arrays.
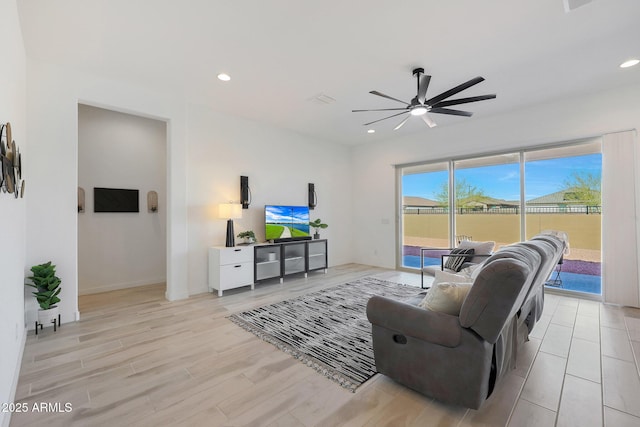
[[418, 282, 473, 315], [458, 240, 495, 263], [460, 262, 484, 280], [434, 269, 473, 284]]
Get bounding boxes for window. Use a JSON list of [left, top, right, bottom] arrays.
[[454, 153, 521, 249], [525, 142, 602, 294], [399, 139, 602, 295], [401, 162, 449, 269]]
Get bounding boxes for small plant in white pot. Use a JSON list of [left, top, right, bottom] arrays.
[[26, 261, 62, 326], [309, 219, 328, 239], [237, 230, 256, 244]]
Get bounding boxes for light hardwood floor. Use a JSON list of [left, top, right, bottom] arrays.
[[10, 264, 640, 426]]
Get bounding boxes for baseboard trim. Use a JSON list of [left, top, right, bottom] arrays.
[[78, 278, 166, 295], [2, 327, 27, 427]]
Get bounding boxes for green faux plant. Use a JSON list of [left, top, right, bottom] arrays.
[[26, 261, 62, 310], [237, 230, 256, 240], [309, 219, 328, 232]]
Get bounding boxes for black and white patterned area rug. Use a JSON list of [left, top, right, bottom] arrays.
[[227, 277, 425, 392]]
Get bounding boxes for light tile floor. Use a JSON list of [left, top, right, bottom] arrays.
[[10, 266, 640, 426], [507, 294, 640, 427]]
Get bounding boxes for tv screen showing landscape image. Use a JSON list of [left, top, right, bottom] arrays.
[[265, 205, 310, 241]]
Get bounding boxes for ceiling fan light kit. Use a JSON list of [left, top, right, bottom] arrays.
[[353, 67, 496, 130]]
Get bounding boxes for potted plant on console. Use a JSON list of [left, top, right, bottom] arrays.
[[26, 261, 62, 327], [237, 230, 256, 244], [309, 219, 328, 239]]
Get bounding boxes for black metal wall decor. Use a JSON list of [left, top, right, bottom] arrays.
[[308, 183, 317, 210], [0, 122, 24, 199], [240, 175, 251, 209]]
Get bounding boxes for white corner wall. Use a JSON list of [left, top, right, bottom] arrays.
[[186, 104, 353, 295], [351, 83, 640, 305], [25, 58, 355, 312], [78, 105, 167, 294], [26, 60, 191, 327], [0, 0, 26, 425]]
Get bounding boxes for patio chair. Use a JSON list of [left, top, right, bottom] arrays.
[[420, 240, 495, 288]]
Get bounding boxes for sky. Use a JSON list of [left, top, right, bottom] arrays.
[[403, 153, 602, 201]]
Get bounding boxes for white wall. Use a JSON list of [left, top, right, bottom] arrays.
[[25, 59, 354, 313], [351, 83, 640, 304], [78, 105, 166, 294], [26, 60, 190, 327], [186, 104, 353, 294], [0, 0, 26, 425]]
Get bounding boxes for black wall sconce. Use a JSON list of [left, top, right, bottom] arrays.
[[240, 176, 251, 209], [308, 183, 317, 210]]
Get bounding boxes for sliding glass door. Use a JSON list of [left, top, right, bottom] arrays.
[[401, 162, 450, 269], [454, 153, 521, 248], [399, 139, 602, 296], [525, 142, 602, 294]]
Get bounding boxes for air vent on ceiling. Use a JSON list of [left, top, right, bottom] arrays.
[[308, 93, 336, 105], [563, 0, 595, 12]]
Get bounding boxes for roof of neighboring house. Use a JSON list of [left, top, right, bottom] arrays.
[[403, 196, 441, 207], [527, 188, 600, 205], [403, 195, 519, 208], [460, 196, 519, 207]]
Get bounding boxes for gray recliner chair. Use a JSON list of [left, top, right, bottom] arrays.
[[367, 250, 541, 409]]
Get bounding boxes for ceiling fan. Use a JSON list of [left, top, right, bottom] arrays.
[[353, 68, 496, 130]]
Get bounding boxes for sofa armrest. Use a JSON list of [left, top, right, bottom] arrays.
[[366, 295, 462, 348]]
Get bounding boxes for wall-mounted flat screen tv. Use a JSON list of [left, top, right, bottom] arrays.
[[94, 187, 139, 213], [265, 205, 311, 242]]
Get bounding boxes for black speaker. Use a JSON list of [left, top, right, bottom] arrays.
[[308, 183, 317, 210], [240, 176, 250, 209]]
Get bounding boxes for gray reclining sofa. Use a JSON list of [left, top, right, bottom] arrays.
[[366, 234, 565, 409]]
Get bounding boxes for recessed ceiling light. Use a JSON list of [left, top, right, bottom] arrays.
[[217, 73, 231, 81], [367, 129, 375, 134], [620, 59, 639, 69]]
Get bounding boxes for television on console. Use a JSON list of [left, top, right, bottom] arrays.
[[265, 205, 311, 242]]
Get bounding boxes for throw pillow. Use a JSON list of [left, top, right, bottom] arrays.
[[458, 240, 495, 263], [444, 248, 475, 272], [434, 269, 474, 285], [418, 282, 473, 316], [459, 262, 484, 281]]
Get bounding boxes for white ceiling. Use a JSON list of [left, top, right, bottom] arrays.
[[17, 0, 640, 145]]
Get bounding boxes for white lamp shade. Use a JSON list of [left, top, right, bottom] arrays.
[[218, 203, 243, 219]]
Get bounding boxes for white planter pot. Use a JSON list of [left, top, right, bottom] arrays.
[[38, 306, 59, 326]]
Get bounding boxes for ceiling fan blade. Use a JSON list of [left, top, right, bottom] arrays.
[[429, 107, 473, 117], [393, 115, 411, 130], [425, 76, 485, 106], [421, 114, 437, 128], [432, 94, 496, 108], [363, 111, 408, 126], [369, 90, 409, 106], [417, 75, 431, 104], [352, 108, 408, 112]]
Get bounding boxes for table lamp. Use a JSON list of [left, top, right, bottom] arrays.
[[219, 203, 243, 247]]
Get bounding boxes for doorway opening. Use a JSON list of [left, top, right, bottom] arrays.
[[77, 104, 168, 305]]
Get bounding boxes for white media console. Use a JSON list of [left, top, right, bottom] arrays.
[[209, 239, 328, 296]]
